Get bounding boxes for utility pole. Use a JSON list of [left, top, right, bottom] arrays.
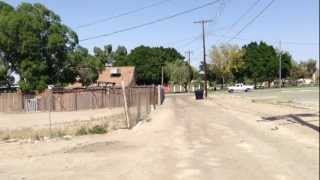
[[279, 40, 282, 88], [161, 65, 164, 86], [194, 19, 212, 98], [185, 50, 193, 93], [185, 50, 193, 65]]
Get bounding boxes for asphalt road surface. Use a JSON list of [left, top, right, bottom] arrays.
[[0, 94, 318, 180], [228, 86, 319, 110]]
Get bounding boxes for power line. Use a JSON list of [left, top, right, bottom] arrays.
[[217, 33, 319, 46], [175, 7, 232, 48], [75, 0, 172, 29], [209, 0, 228, 26], [185, 50, 193, 64], [178, 32, 318, 64], [215, 0, 262, 45], [223, 0, 261, 35], [176, 31, 318, 57], [281, 41, 319, 46], [227, 0, 276, 43], [166, 26, 229, 49], [206, 32, 319, 47], [176, 34, 202, 48], [80, 0, 222, 42], [174, 26, 230, 50], [159, 33, 202, 47]]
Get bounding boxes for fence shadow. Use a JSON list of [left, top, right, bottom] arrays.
[[258, 113, 319, 132]]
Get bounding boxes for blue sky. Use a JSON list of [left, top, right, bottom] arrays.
[[5, 0, 319, 67]]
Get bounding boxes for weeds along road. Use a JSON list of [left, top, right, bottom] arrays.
[[0, 94, 318, 180]]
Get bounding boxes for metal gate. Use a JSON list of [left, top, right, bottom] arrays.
[[24, 98, 38, 112]]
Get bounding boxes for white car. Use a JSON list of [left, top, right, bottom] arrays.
[[227, 83, 254, 93]]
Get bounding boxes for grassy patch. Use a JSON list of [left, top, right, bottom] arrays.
[[88, 125, 107, 134], [0, 115, 124, 141], [76, 126, 88, 136], [51, 130, 67, 138]]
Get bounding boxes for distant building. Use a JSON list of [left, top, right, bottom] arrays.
[[96, 66, 136, 87], [67, 66, 136, 89], [67, 82, 83, 89], [312, 69, 319, 84]]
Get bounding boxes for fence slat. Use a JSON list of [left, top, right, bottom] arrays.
[[0, 86, 159, 113]]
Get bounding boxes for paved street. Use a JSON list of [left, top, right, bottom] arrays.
[[226, 86, 319, 110]]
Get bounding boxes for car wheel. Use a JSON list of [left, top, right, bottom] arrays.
[[245, 89, 249, 92], [228, 89, 233, 93]]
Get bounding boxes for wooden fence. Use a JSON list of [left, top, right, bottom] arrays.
[[0, 86, 160, 113], [0, 93, 23, 112]]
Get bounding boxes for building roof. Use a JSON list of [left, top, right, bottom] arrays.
[[97, 66, 135, 87], [67, 82, 83, 89]]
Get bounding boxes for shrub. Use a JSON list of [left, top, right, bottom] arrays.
[[76, 126, 88, 136], [33, 133, 42, 141], [52, 130, 66, 138], [1, 134, 10, 141], [88, 125, 107, 134]]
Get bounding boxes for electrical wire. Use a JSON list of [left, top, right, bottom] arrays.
[[80, 0, 222, 42], [224, 0, 261, 35], [227, 0, 275, 43], [75, 0, 173, 29]]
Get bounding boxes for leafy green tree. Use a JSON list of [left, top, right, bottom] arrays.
[[113, 46, 128, 66], [278, 51, 293, 79], [0, 2, 78, 91], [290, 61, 305, 80], [303, 59, 317, 78], [94, 45, 128, 66], [0, 59, 14, 87], [70, 46, 104, 86], [289, 59, 317, 80], [93, 44, 114, 65], [165, 61, 192, 90], [191, 66, 200, 81], [242, 41, 278, 87], [124, 46, 184, 85], [209, 44, 244, 87]]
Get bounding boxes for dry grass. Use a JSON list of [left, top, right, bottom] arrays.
[[0, 114, 126, 141]]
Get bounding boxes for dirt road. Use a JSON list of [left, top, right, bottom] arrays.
[[0, 94, 318, 180]]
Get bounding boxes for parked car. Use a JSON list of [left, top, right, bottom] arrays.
[[227, 83, 254, 93]]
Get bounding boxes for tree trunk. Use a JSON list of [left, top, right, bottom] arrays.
[[221, 77, 225, 89], [268, 81, 271, 88]]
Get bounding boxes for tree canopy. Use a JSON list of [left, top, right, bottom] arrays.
[[116, 46, 184, 85], [290, 59, 317, 79], [242, 41, 278, 86], [0, 1, 316, 91], [208, 44, 244, 87], [0, 1, 78, 91], [165, 61, 192, 89], [69, 46, 104, 86], [205, 41, 297, 87]]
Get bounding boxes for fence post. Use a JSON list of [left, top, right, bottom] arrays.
[[158, 85, 161, 106], [48, 88, 53, 137], [74, 91, 77, 111], [20, 92, 24, 112], [121, 81, 130, 129]]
